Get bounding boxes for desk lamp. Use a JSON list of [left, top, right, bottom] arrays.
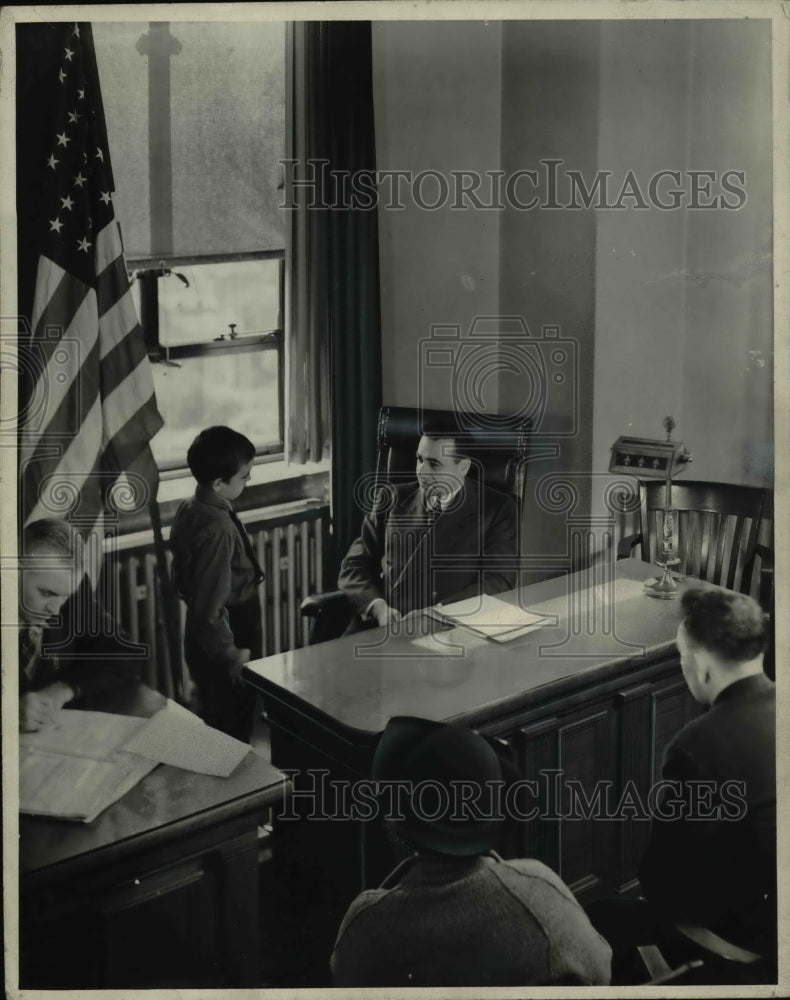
[[609, 416, 693, 599]]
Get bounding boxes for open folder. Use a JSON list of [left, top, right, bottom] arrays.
[[432, 593, 556, 642], [19, 702, 249, 823]]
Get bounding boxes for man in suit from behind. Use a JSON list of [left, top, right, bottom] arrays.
[[638, 586, 776, 964], [338, 423, 518, 629]]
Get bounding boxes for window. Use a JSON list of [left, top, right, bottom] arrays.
[[94, 21, 287, 472], [130, 254, 284, 470]]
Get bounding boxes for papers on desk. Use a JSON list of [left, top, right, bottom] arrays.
[[122, 703, 249, 777], [19, 702, 249, 823], [433, 594, 556, 642], [20, 748, 157, 823]]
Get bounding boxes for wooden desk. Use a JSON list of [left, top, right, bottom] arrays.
[[244, 560, 701, 903], [19, 688, 287, 989]]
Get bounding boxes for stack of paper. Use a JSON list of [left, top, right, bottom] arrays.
[[19, 702, 250, 823], [433, 594, 557, 642]]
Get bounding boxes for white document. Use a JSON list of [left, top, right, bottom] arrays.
[[435, 594, 556, 640], [19, 709, 148, 761], [19, 703, 248, 823], [122, 705, 249, 777], [20, 747, 157, 822]]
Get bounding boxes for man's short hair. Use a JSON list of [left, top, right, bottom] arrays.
[[22, 518, 81, 565], [187, 426, 255, 485], [681, 587, 767, 663], [420, 419, 468, 462]]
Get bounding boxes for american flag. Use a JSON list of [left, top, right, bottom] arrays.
[[19, 22, 163, 545]]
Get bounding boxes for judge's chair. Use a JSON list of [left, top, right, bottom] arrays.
[[301, 406, 531, 644]]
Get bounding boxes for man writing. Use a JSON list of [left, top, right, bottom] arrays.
[[339, 423, 518, 629], [18, 519, 142, 731]]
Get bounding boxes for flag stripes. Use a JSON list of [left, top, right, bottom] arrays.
[[19, 21, 162, 557]]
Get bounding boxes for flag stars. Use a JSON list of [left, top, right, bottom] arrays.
[[73, 24, 80, 37], [59, 69, 67, 84], [47, 154, 59, 170], [68, 110, 81, 124], [74, 172, 87, 188], [64, 47, 75, 61], [77, 87, 85, 100], [56, 131, 71, 148], [99, 191, 112, 206], [77, 236, 92, 254], [95, 148, 104, 162], [60, 194, 75, 211], [49, 218, 64, 234]]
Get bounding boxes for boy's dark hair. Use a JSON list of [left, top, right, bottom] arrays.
[[681, 587, 767, 663], [187, 426, 255, 486]]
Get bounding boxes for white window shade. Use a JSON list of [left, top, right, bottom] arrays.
[[94, 21, 285, 260]]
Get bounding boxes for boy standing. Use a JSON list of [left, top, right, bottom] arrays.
[[170, 426, 264, 741]]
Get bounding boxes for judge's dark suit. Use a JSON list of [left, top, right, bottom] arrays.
[[339, 479, 518, 619], [639, 673, 776, 956]]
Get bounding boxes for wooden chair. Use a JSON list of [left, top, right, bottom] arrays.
[[301, 406, 531, 643], [617, 480, 771, 597]]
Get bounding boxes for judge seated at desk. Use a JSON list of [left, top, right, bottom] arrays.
[[338, 423, 518, 631], [18, 518, 142, 732]]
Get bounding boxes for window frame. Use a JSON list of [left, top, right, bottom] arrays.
[[131, 249, 286, 472]]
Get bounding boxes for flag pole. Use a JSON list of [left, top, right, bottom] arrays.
[[147, 497, 185, 704]]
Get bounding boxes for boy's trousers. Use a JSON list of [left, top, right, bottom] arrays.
[[185, 594, 263, 742]]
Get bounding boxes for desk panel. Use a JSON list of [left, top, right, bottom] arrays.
[[244, 561, 701, 905]]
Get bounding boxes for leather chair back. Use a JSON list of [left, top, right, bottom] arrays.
[[374, 406, 531, 502]]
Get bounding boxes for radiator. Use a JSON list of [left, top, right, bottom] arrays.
[[101, 500, 330, 697]]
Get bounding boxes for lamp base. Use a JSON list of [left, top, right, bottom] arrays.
[[644, 562, 680, 600]]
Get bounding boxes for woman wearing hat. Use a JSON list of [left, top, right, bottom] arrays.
[[331, 716, 612, 987]]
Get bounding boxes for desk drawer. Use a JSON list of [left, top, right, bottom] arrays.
[[21, 828, 260, 988]]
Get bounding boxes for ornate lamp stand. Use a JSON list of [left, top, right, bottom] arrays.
[[609, 416, 693, 601]]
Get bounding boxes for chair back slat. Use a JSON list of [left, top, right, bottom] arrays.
[[726, 516, 746, 590], [632, 480, 766, 595], [699, 511, 716, 581], [712, 514, 728, 583]]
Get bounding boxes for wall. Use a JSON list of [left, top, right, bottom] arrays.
[[373, 19, 774, 565], [498, 21, 601, 561], [681, 20, 773, 486], [373, 21, 502, 410], [592, 19, 773, 495]]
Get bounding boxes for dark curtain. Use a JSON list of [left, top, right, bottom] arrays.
[[286, 21, 382, 580]]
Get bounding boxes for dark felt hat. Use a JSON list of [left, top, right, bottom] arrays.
[[372, 716, 504, 857]]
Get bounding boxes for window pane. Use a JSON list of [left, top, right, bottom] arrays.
[[170, 22, 285, 256], [94, 21, 285, 259], [150, 350, 280, 469], [157, 259, 281, 347]]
